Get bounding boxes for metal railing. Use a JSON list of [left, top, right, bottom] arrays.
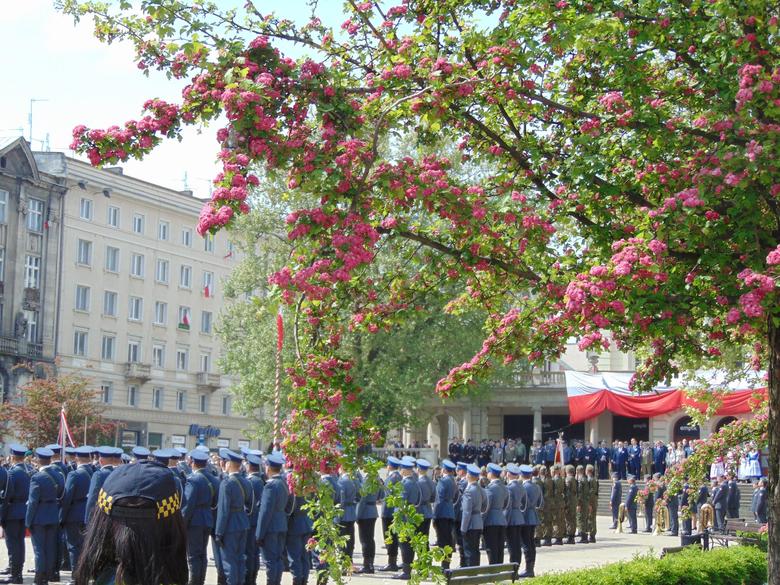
[[0, 335, 44, 359]]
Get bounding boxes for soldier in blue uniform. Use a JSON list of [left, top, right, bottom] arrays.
[[182, 449, 219, 585], [60, 446, 92, 571], [519, 465, 541, 578], [338, 465, 359, 563], [432, 459, 457, 569], [504, 465, 526, 567], [131, 446, 150, 462], [215, 449, 252, 585], [483, 462, 508, 564], [460, 464, 483, 567], [256, 452, 289, 585], [415, 459, 434, 547], [27, 447, 64, 585], [453, 461, 469, 567], [355, 467, 381, 574], [711, 477, 727, 531], [85, 446, 121, 523], [609, 472, 622, 529], [0, 444, 30, 585], [379, 456, 402, 572], [395, 457, 421, 580], [244, 453, 265, 585], [624, 475, 638, 533], [287, 477, 313, 585]]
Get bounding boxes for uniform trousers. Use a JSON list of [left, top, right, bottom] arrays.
[[419, 518, 431, 548], [262, 531, 287, 585], [728, 505, 739, 519], [186, 525, 210, 585], [30, 524, 58, 578], [245, 525, 260, 585], [483, 525, 506, 564], [506, 525, 523, 564], [220, 530, 248, 585], [682, 517, 692, 535], [627, 508, 638, 533], [356, 518, 377, 566], [3, 520, 26, 572], [399, 541, 414, 573], [339, 521, 356, 559], [462, 529, 481, 567], [611, 503, 620, 527], [212, 533, 225, 582], [381, 517, 399, 561], [286, 531, 310, 583], [520, 525, 536, 565], [433, 518, 455, 561], [454, 523, 466, 565], [715, 508, 726, 531], [63, 522, 85, 572]]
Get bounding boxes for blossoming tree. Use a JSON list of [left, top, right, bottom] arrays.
[[62, 0, 779, 578]]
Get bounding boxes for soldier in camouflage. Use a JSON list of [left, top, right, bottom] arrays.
[[564, 465, 578, 544], [576, 464, 590, 543], [551, 465, 566, 545], [586, 464, 599, 543]]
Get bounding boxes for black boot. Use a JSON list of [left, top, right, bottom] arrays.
[[577, 533, 588, 544], [392, 565, 411, 580], [566, 535, 576, 544], [553, 538, 564, 545], [589, 534, 596, 543], [380, 558, 399, 572], [356, 560, 374, 574], [518, 562, 534, 579], [34, 573, 48, 585], [542, 538, 552, 546]]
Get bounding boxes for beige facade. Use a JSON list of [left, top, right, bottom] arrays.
[[47, 156, 254, 452]]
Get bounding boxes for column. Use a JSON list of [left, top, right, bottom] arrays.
[[462, 408, 472, 441], [532, 406, 543, 442], [587, 416, 600, 444]]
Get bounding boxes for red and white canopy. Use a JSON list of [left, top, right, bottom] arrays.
[[565, 370, 766, 424]]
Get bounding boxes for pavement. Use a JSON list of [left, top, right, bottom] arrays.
[[1, 516, 679, 583]]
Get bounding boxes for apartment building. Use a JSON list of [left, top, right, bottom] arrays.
[[40, 154, 254, 452]]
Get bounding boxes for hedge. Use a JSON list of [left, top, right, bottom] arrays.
[[525, 545, 766, 585]]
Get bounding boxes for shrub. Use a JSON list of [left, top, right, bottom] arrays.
[[525, 545, 766, 585]]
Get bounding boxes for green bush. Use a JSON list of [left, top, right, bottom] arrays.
[[737, 531, 768, 553], [525, 545, 766, 585]]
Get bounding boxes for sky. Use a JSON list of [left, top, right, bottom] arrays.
[[1, 0, 326, 199]]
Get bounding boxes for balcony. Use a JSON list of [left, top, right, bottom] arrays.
[[502, 370, 567, 389], [196, 372, 221, 392], [124, 362, 151, 383], [0, 335, 43, 359]]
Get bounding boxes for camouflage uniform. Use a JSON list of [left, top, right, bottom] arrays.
[[576, 465, 590, 543], [532, 466, 546, 545], [564, 466, 578, 543], [587, 465, 599, 542], [541, 467, 554, 545], [552, 466, 566, 544]]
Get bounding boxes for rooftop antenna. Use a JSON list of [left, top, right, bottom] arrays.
[[183, 170, 189, 191], [28, 98, 49, 147]]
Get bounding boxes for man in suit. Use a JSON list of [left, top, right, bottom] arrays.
[[726, 473, 741, 519], [244, 453, 265, 585], [215, 449, 252, 585], [627, 439, 641, 479], [460, 465, 484, 567], [519, 465, 542, 578], [752, 478, 768, 523], [505, 465, 526, 566], [415, 459, 435, 545], [182, 449, 219, 585], [60, 446, 92, 572], [395, 457, 421, 580], [680, 481, 692, 536], [0, 444, 31, 585], [597, 441, 610, 480], [609, 472, 622, 529], [652, 441, 668, 476], [612, 441, 628, 480], [624, 475, 638, 534], [338, 465, 359, 563], [27, 447, 64, 585], [84, 446, 121, 523], [433, 460, 457, 569], [256, 453, 289, 585], [483, 463, 508, 564], [379, 456, 403, 572], [711, 477, 727, 531]]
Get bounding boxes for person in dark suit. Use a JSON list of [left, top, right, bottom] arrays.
[[60, 446, 92, 572], [504, 465, 526, 567], [460, 465, 484, 567], [624, 475, 638, 533], [519, 465, 541, 578], [0, 444, 30, 585], [627, 440, 641, 479], [432, 460, 457, 569], [215, 449, 252, 585], [85, 446, 121, 523], [379, 457, 402, 572], [244, 453, 265, 585], [612, 441, 628, 480], [483, 463, 508, 564], [27, 447, 64, 585], [609, 472, 622, 529], [652, 441, 668, 476], [643, 475, 655, 532], [752, 478, 768, 524], [666, 488, 679, 536], [711, 478, 727, 531], [256, 453, 289, 585], [726, 474, 740, 519], [182, 449, 219, 585], [680, 481, 692, 536], [355, 469, 380, 574], [597, 441, 610, 480]]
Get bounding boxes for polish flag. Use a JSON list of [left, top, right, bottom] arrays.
[[554, 434, 564, 466], [182, 312, 190, 327], [203, 284, 211, 298]]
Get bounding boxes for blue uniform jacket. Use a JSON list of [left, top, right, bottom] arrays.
[[26, 465, 64, 527], [483, 480, 508, 526], [256, 475, 289, 540], [182, 469, 218, 528], [3, 463, 31, 522], [380, 470, 401, 518], [505, 479, 526, 526], [356, 475, 381, 521], [246, 472, 265, 528], [60, 464, 91, 524], [610, 481, 622, 507], [460, 482, 484, 533], [338, 474, 358, 522], [433, 474, 457, 520], [288, 494, 313, 535], [401, 474, 421, 521], [625, 484, 638, 511], [215, 473, 252, 537], [417, 474, 434, 519], [522, 479, 542, 526], [85, 465, 115, 523]]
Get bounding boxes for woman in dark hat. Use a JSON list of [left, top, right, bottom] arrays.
[[73, 458, 188, 585]]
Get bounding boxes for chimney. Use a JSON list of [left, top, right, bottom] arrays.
[[104, 166, 124, 175]]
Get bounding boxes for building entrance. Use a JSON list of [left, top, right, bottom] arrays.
[[542, 414, 584, 443], [613, 415, 649, 442], [503, 415, 533, 449]]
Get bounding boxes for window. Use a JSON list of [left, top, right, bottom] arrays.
[[155, 259, 169, 284], [107, 206, 120, 228], [75, 285, 91, 311], [204, 234, 215, 252], [27, 199, 44, 232], [154, 301, 167, 325], [77, 239, 93, 266], [0, 189, 7, 223], [202, 271, 215, 297], [199, 394, 208, 414], [101, 335, 116, 361], [178, 306, 191, 329], [24, 310, 38, 343], [181, 228, 192, 247], [201, 311, 212, 334], [127, 385, 138, 407], [73, 330, 88, 356], [127, 340, 141, 363], [128, 296, 143, 321], [148, 433, 163, 450], [176, 391, 186, 411], [0, 248, 5, 281], [79, 198, 93, 220], [200, 353, 211, 373], [152, 344, 165, 368], [176, 348, 189, 371], [24, 255, 41, 289], [132, 213, 145, 234], [130, 253, 145, 278], [157, 220, 170, 241], [105, 246, 119, 272], [227, 240, 235, 257], [100, 383, 112, 404], [153, 387, 164, 409], [103, 291, 118, 317], [222, 396, 231, 416], [179, 265, 192, 288]]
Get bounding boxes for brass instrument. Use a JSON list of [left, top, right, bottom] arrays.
[[653, 501, 670, 535], [699, 503, 714, 531], [616, 503, 626, 534]]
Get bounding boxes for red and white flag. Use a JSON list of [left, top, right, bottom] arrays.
[[203, 284, 211, 298], [58, 406, 76, 462], [554, 434, 564, 466]]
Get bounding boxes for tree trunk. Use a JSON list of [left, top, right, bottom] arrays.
[[769, 317, 779, 585]]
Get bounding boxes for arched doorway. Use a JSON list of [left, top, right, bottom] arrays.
[[672, 416, 700, 442], [714, 416, 738, 433]]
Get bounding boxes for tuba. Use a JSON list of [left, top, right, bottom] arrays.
[[616, 503, 626, 534], [653, 501, 670, 535], [698, 503, 714, 531]]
